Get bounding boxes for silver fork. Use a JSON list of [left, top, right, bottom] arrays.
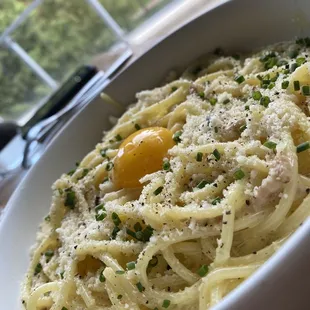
[[0, 72, 108, 209], [24, 72, 109, 168], [0, 72, 108, 176]]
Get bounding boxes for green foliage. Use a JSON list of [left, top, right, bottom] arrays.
[[0, 0, 26, 33], [0, 0, 170, 120]]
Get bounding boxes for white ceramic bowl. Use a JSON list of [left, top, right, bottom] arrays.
[[2, 0, 310, 308]]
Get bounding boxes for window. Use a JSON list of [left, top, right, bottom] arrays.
[[0, 0, 174, 122]]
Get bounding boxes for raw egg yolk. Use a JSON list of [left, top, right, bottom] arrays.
[[113, 127, 175, 188]]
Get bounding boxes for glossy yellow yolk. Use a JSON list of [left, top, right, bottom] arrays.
[[113, 127, 175, 189]]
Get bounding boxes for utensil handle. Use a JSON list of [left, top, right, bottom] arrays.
[[20, 65, 98, 139]]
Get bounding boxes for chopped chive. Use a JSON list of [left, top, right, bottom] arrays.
[[211, 197, 221, 205], [171, 86, 177, 92], [142, 225, 154, 242], [214, 126, 218, 134], [45, 215, 51, 221], [149, 256, 158, 267], [296, 57, 306, 66], [301, 85, 310, 95], [126, 228, 137, 239], [115, 134, 122, 141], [34, 263, 42, 275], [60, 271, 64, 279], [106, 162, 114, 171], [234, 168, 245, 180], [294, 80, 300, 91], [260, 96, 270, 108], [262, 76, 270, 84], [163, 161, 171, 170], [197, 180, 208, 189], [82, 168, 89, 177], [197, 264, 209, 277], [134, 222, 142, 232], [135, 230, 144, 241], [235, 75, 245, 84], [67, 169, 76, 176], [198, 91, 205, 99], [173, 131, 182, 143], [115, 270, 125, 275], [77, 168, 89, 180], [117, 295, 123, 300], [95, 204, 105, 213], [61, 307, 68, 310], [290, 63, 298, 72], [111, 226, 120, 239], [296, 37, 310, 47], [126, 261, 136, 270], [212, 149, 221, 161], [196, 152, 203, 162], [135, 123, 141, 130], [95, 212, 107, 221], [112, 212, 121, 226], [162, 300, 171, 308], [99, 269, 106, 282], [64, 189, 75, 209], [45, 250, 54, 259], [209, 97, 217, 105], [252, 91, 262, 101], [296, 142, 310, 153], [268, 82, 275, 89], [270, 73, 279, 82], [239, 124, 247, 133], [263, 141, 277, 149], [282, 81, 289, 89], [263, 74, 271, 82], [136, 282, 145, 292], [245, 105, 250, 111], [154, 186, 163, 195], [264, 57, 278, 69], [100, 148, 107, 157], [223, 99, 230, 104], [303, 38, 310, 46], [260, 52, 276, 62]]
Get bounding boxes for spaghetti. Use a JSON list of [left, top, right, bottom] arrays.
[[22, 39, 310, 309]]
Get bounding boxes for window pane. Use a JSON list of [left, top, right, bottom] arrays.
[[0, 46, 51, 121], [0, 0, 27, 33], [99, 0, 174, 32], [11, 0, 120, 83]]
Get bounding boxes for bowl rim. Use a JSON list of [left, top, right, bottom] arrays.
[[2, 0, 310, 309]]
